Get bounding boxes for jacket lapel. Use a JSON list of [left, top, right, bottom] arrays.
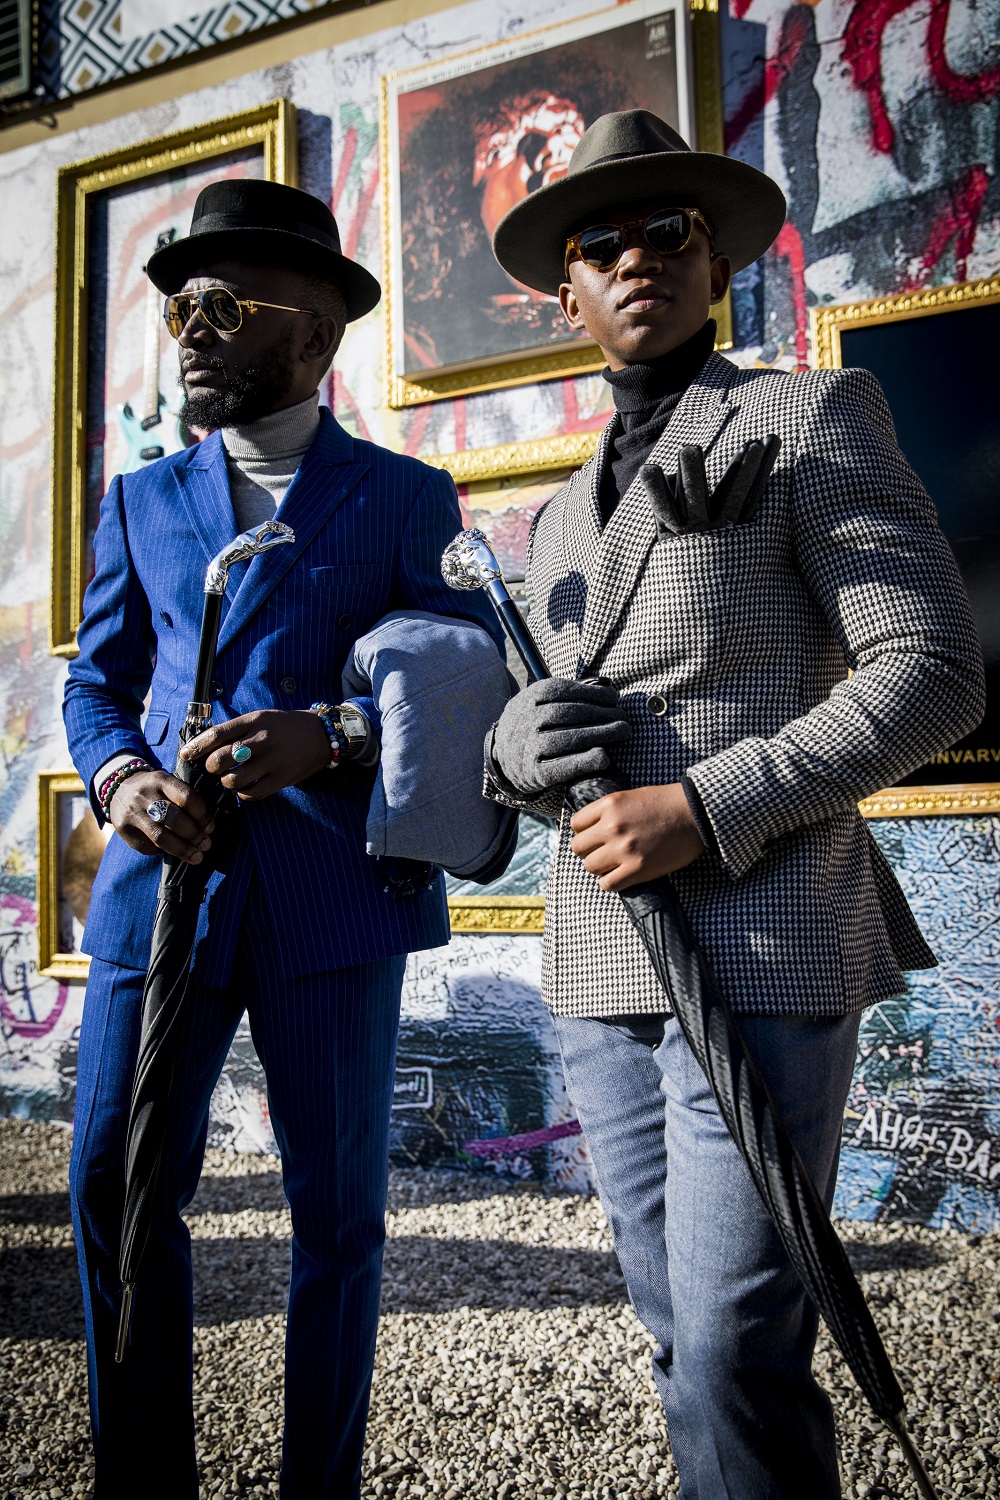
[[173, 432, 239, 583], [216, 409, 369, 655], [579, 353, 738, 671]]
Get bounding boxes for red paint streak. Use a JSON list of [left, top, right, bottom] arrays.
[[843, 0, 922, 153], [731, 0, 754, 18], [331, 370, 373, 443], [726, 8, 811, 150], [909, 163, 990, 285], [926, 0, 1000, 103], [331, 125, 358, 217], [844, 0, 1000, 155], [453, 397, 467, 454], [343, 165, 380, 266], [772, 222, 810, 368]]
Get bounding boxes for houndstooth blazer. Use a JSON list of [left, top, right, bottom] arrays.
[[485, 352, 985, 1019]]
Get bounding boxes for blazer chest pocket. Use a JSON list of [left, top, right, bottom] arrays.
[[309, 563, 384, 634]]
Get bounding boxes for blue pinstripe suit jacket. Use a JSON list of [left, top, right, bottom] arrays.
[[63, 408, 502, 981]]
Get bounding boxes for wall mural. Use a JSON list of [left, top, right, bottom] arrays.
[[1, 0, 998, 1225]]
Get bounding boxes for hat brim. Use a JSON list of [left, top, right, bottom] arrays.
[[492, 151, 786, 295], [146, 226, 381, 322]]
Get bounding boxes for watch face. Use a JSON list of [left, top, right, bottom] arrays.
[[339, 708, 367, 742]]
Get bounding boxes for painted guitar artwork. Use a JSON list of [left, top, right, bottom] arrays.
[[117, 228, 198, 471]]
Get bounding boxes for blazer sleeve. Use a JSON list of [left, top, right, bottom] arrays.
[[394, 463, 507, 654], [685, 366, 985, 880], [63, 473, 158, 821]]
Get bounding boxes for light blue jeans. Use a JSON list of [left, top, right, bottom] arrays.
[[551, 1009, 861, 1500]]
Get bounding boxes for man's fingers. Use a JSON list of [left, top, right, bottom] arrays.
[[533, 678, 620, 707], [181, 716, 256, 762], [167, 778, 213, 827], [145, 824, 206, 864], [146, 802, 211, 849], [234, 773, 281, 802], [542, 722, 630, 757], [535, 747, 612, 788]]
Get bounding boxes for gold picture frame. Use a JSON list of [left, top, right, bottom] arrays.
[[448, 895, 545, 933], [51, 98, 297, 658], [37, 772, 109, 980], [813, 274, 1000, 818], [381, 0, 729, 410]]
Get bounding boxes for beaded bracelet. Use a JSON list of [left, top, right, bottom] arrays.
[[98, 758, 150, 821], [310, 703, 347, 768]]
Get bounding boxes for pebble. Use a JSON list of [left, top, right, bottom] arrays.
[[1, 1119, 998, 1497]]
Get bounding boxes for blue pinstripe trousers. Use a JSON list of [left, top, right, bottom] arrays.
[[69, 875, 406, 1499]]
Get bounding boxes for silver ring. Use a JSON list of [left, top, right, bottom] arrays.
[[232, 742, 252, 765], [146, 800, 170, 824]]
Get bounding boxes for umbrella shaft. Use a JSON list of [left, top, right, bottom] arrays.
[[192, 592, 224, 708]]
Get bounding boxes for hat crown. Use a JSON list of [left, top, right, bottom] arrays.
[[568, 109, 692, 178], [189, 179, 342, 254]]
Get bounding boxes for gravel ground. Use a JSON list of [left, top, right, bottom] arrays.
[[1, 1118, 998, 1499]]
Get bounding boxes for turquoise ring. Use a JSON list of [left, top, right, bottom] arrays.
[[232, 743, 252, 765]]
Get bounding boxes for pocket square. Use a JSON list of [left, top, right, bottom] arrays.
[[641, 435, 782, 538]]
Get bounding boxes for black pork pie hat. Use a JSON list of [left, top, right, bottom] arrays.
[[146, 179, 381, 321], [492, 110, 786, 296]]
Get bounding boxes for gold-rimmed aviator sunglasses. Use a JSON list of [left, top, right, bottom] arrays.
[[564, 207, 714, 278], [163, 286, 318, 340]]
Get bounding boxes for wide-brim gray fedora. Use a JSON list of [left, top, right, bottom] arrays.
[[493, 110, 786, 295], [146, 179, 381, 322]]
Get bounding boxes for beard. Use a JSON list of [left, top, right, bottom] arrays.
[[179, 330, 299, 429]]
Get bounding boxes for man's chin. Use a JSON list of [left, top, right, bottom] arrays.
[[180, 385, 273, 429]]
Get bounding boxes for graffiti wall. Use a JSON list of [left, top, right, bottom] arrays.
[[0, 0, 998, 1222]]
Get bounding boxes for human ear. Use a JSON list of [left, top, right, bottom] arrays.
[[558, 278, 588, 332], [301, 314, 342, 367], [709, 254, 732, 305]]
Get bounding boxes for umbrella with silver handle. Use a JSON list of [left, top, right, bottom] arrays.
[[117, 521, 295, 1362], [441, 524, 941, 1500]]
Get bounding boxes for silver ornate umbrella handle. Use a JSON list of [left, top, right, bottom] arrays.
[[205, 520, 295, 594], [441, 528, 550, 682]]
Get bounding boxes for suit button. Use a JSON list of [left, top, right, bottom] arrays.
[[280, 676, 297, 694], [646, 693, 668, 717], [211, 680, 224, 698], [159, 610, 173, 628], [337, 613, 352, 631]]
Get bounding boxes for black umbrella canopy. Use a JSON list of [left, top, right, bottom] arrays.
[[441, 523, 942, 1500], [116, 522, 295, 1363]]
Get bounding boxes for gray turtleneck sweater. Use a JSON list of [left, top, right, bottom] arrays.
[[222, 391, 321, 530], [94, 392, 323, 797]]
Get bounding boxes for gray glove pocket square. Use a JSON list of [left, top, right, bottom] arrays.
[[640, 434, 782, 538]]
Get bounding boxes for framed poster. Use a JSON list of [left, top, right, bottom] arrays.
[[51, 99, 297, 657], [381, 0, 700, 408], [37, 773, 112, 979], [812, 276, 1000, 817]]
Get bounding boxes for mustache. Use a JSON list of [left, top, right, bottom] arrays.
[[181, 355, 228, 374]]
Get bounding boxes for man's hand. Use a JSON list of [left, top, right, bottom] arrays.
[[570, 782, 705, 892], [491, 678, 632, 798], [180, 710, 331, 800], [109, 769, 214, 865]]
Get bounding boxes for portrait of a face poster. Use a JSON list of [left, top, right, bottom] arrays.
[[382, 0, 693, 390]]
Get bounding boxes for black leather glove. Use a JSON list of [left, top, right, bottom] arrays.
[[489, 678, 631, 798]]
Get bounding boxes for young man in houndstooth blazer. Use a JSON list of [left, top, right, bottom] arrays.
[[484, 112, 984, 1496]]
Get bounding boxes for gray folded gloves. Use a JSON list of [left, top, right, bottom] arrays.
[[490, 677, 631, 798]]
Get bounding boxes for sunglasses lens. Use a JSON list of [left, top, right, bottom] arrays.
[[644, 211, 693, 256], [163, 296, 189, 339], [577, 226, 626, 270], [202, 287, 242, 332]]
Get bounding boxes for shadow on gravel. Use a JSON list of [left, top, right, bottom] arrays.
[[0, 1190, 72, 1226], [844, 1240, 946, 1274], [0, 1234, 626, 1340]]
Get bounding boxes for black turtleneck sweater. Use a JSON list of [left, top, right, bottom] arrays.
[[598, 319, 717, 529]]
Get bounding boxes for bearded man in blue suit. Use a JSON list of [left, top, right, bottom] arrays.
[[63, 179, 505, 1499]]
